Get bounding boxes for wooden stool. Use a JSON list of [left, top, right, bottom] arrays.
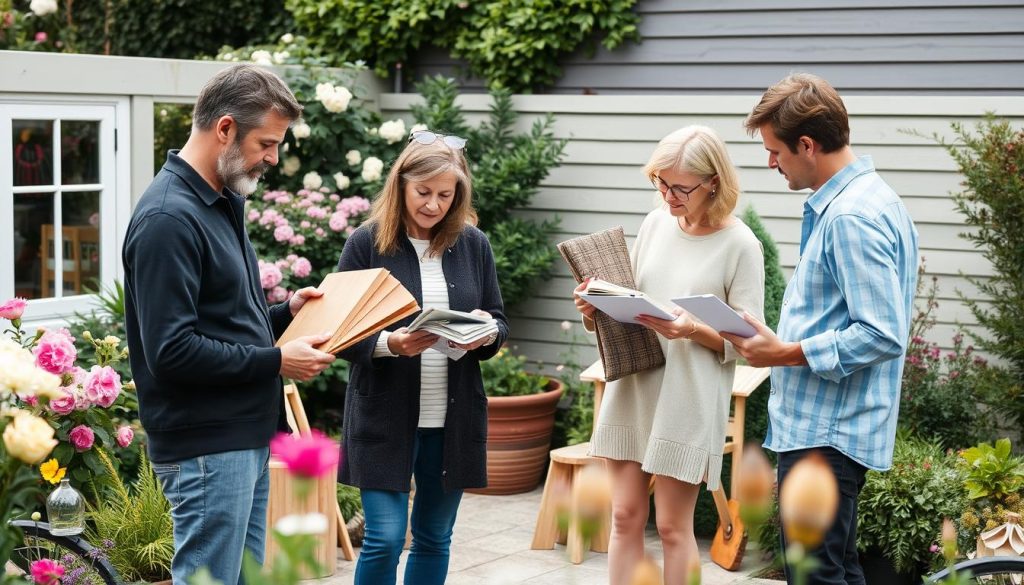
[[530, 442, 610, 564], [266, 458, 338, 578]]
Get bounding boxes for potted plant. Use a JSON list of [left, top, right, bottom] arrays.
[[472, 347, 563, 495]]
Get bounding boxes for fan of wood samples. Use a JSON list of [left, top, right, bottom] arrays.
[[275, 268, 419, 353]]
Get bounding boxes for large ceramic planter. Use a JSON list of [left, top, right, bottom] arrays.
[[470, 379, 564, 495]]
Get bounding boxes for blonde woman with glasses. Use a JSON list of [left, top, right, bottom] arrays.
[[572, 125, 765, 584], [335, 130, 509, 585]]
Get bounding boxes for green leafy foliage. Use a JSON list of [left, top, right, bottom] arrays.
[[856, 434, 967, 576], [940, 116, 1024, 429], [285, 0, 639, 92], [480, 347, 548, 397], [959, 438, 1024, 501], [413, 76, 565, 307], [88, 449, 173, 582]]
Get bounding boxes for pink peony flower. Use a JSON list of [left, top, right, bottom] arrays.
[[48, 390, 76, 415], [300, 220, 311, 229], [0, 297, 27, 320], [329, 212, 348, 232], [289, 235, 305, 246], [34, 31, 47, 43], [268, 286, 289, 303], [83, 365, 121, 408], [30, 559, 64, 585], [115, 426, 134, 448], [329, 194, 340, 202], [259, 261, 283, 289], [270, 430, 339, 479], [315, 228, 325, 237], [247, 209, 260, 222], [69, 425, 95, 452], [33, 328, 77, 375], [291, 257, 312, 278]]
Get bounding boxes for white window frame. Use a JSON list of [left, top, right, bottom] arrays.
[[0, 98, 131, 324]]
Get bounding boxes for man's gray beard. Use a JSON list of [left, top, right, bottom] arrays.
[[217, 142, 266, 197]]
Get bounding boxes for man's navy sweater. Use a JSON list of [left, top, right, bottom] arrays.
[[123, 152, 291, 463]]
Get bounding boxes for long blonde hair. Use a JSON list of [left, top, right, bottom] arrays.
[[368, 137, 476, 256], [642, 125, 740, 226]]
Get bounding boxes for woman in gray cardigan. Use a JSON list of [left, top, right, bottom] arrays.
[[336, 130, 509, 585]]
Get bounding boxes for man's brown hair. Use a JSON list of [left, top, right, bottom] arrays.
[[744, 73, 850, 153]]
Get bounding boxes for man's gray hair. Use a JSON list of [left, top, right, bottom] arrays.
[[192, 64, 302, 138]]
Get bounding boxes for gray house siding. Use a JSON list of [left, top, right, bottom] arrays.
[[406, 0, 1024, 95]]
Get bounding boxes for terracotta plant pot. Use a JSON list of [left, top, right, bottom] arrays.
[[470, 379, 564, 495]]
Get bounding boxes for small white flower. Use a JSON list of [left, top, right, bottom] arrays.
[[377, 119, 407, 144], [361, 157, 384, 182], [222, 53, 234, 61], [291, 119, 311, 140], [160, 109, 168, 117], [273, 51, 290, 64], [29, 0, 58, 16], [316, 83, 352, 113], [345, 150, 362, 166], [410, 123, 428, 134], [333, 172, 350, 191], [274, 512, 328, 536], [250, 50, 273, 66], [303, 171, 323, 190], [280, 33, 295, 45], [368, 127, 378, 136], [281, 142, 290, 153], [560, 320, 572, 331], [281, 156, 301, 177]]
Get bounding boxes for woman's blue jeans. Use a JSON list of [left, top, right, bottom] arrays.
[[354, 428, 464, 585]]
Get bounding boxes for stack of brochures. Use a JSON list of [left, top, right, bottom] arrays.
[[407, 307, 498, 344], [579, 278, 676, 323]]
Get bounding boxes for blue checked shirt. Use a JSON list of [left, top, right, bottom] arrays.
[[765, 156, 918, 471]]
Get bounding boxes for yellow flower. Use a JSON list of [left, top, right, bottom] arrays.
[[2, 411, 57, 464], [40, 457, 66, 484]]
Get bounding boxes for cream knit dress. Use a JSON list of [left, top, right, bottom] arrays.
[[589, 207, 765, 491]]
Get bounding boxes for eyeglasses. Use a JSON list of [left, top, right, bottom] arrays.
[[409, 130, 467, 150], [651, 175, 703, 201]]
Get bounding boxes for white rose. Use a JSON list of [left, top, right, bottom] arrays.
[[361, 157, 384, 182], [303, 171, 323, 190], [315, 82, 334, 102], [3, 411, 57, 464], [345, 150, 362, 166], [273, 51, 290, 64], [0, 346, 60, 399], [333, 172, 350, 191], [251, 50, 273, 66], [281, 156, 301, 177], [29, 0, 58, 16], [410, 123, 428, 134], [280, 33, 295, 45], [292, 119, 311, 140], [378, 119, 407, 144], [319, 85, 353, 113]]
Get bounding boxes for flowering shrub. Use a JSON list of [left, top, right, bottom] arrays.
[[898, 264, 997, 449]]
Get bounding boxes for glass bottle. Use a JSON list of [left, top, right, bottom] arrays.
[[46, 478, 85, 536]]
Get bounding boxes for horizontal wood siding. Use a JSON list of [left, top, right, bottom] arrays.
[[405, 0, 1024, 95], [381, 93, 1024, 370]]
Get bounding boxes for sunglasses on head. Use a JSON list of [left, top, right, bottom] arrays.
[[408, 130, 467, 150]]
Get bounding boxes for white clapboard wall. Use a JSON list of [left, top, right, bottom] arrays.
[[382, 93, 1024, 369]]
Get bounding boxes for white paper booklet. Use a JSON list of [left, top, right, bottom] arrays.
[[579, 278, 676, 323], [671, 294, 757, 338], [407, 307, 499, 345]]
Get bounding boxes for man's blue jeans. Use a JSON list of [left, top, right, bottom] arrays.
[[354, 428, 464, 585], [152, 447, 270, 585]]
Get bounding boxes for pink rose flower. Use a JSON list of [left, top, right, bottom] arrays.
[[69, 425, 95, 452], [247, 209, 260, 222], [300, 220, 311, 229], [83, 365, 121, 408], [269, 286, 289, 303], [291, 257, 312, 278], [329, 212, 348, 232], [329, 194, 340, 202], [21, 394, 39, 407], [30, 559, 64, 585], [0, 297, 27, 320], [49, 390, 76, 415], [289, 235, 305, 246], [116, 426, 134, 448], [270, 430, 339, 479], [315, 228, 325, 237], [34, 31, 47, 43], [33, 328, 77, 375], [274, 225, 294, 243], [259, 261, 283, 289]]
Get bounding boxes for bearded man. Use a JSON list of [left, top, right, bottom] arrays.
[[122, 64, 335, 584]]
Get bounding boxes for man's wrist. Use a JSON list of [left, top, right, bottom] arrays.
[[785, 341, 808, 366]]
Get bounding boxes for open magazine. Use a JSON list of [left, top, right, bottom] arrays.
[[407, 307, 499, 360], [579, 278, 676, 323]]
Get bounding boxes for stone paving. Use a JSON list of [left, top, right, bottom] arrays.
[[318, 487, 782, 584]]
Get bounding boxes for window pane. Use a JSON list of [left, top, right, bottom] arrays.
[[61, 121, 101, 185], [13, 120, 54, 186], [62, 192, 101, 296], [13, 192, 54, 300]]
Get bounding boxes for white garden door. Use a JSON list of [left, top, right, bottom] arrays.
[[0, 103, 127, 322]]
